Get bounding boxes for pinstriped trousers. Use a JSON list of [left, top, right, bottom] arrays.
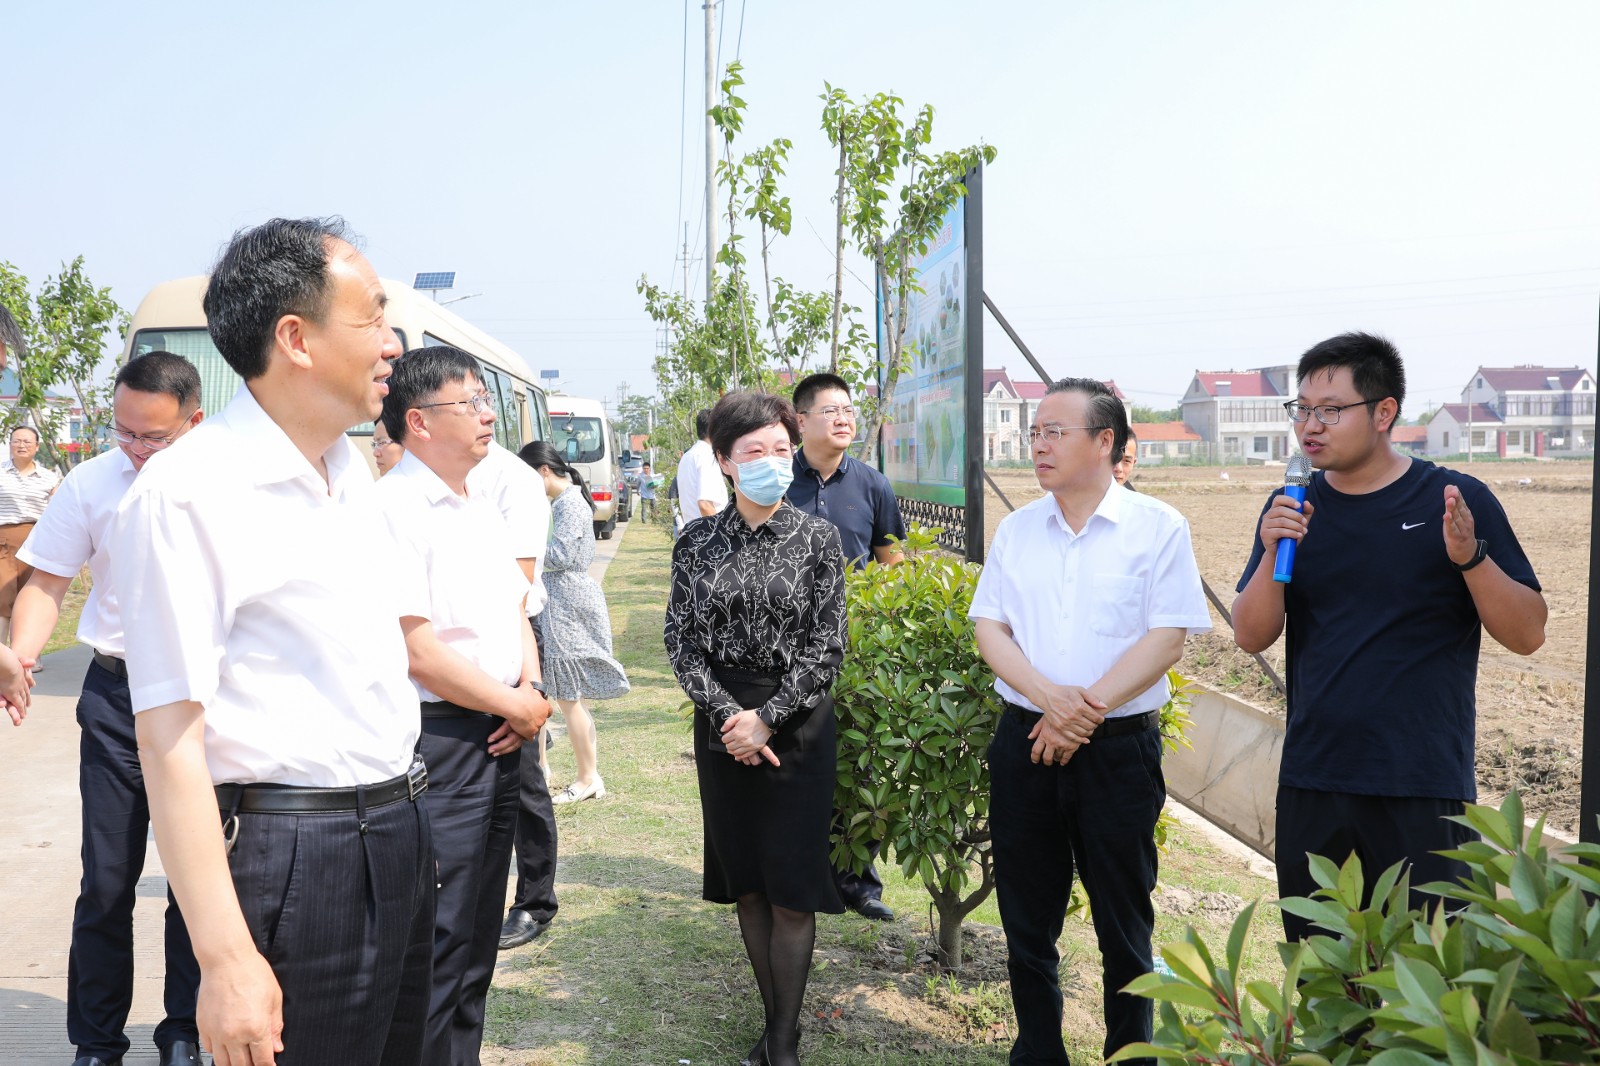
[[225, 790, 434, 1066]]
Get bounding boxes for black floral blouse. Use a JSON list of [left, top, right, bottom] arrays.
[[664, 502, 847, 730]]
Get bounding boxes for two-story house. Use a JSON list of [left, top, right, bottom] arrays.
[[983, 368, 1130, 461], [1179, 365, 1296, 462], [1426, 365, 1595, 458]]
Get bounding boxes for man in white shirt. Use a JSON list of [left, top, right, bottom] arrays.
[[675, 408, 728, 529], [968, 378, 1210, 1066], [111, 217, 433, 1066], [469, 441, 562, 952], [10, 352, 206, 1066], [377, 347, 550, 1065]]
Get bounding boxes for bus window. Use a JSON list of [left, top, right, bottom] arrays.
[[550, 415, 605, 464], [527, 388, 551, 441], [490, 369, 519, 449]]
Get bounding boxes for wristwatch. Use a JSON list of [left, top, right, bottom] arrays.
[[1453, 538, 1489, 572]]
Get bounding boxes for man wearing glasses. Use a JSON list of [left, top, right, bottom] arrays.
[[7, 351, 205, 1066], [371, 416, 403, 475], [1232, 332, 1546, 940], [788, 372, 905, 922], [377, 346, 551, 1065], [970, 377, 1210, 1066]]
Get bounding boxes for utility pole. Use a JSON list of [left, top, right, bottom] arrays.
[[704, 0, 717, 311]]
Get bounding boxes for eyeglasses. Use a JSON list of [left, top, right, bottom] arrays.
[[111, 413, 198, 451], [1283, 399, 1379, 425], [418, 391, 495, 416], [371, 437, 397, 452], [1026, 425, 1106, 444], [802, 404, 856, 421]]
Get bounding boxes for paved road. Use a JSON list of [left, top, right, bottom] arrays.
[[0, 520, 630, 1064]]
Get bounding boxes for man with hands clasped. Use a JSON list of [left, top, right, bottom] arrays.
[[969, 378, 1211, 1066], [377, 345, 552, 1066], [1232, 332, 1546, 942]]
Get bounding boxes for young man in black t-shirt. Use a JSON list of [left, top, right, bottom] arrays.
[[1232, 332, 1546, 940]]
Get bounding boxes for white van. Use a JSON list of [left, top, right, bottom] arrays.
[[547, 395, 621, 539]]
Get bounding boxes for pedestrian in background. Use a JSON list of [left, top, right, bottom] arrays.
[[665, 390, 847, 1066], [0, 424, 61, 644], [371, 415, 403, 475], [518, 441, 630, 804]]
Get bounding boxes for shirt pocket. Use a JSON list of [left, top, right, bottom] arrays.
[[1088, 573, 1144, 638]]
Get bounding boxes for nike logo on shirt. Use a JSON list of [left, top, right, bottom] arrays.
[[1402, 521, 1426, 530]]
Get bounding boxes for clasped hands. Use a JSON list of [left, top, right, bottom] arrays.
[[1027, 683, 1107, 766], [721, 709, 779, 767], [1, 655, 39, 726], [487, 681, 553, 756]]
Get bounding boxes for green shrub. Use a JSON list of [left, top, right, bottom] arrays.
[[1113, 791, 1600, 1065]]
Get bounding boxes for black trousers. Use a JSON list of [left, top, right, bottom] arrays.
[[225, 782, 434, 1065], [989, 710, 1164, 1066], [419, 714, 521, 1065], [831, 832, 884, 906], [1276, 785, 1475, 942], [69, 659, 201, 1059], [509, 617, 559, 921]]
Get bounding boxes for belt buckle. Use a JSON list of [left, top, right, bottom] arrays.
[[407, 760, 429, 800]]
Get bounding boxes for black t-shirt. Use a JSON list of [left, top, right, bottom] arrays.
[[787, 451, 906, 566], [1236, 459, 1540, 801]]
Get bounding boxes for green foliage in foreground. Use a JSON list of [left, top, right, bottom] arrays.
[[1113, 792, 1600, 1065]]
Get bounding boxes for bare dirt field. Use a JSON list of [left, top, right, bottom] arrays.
[[981, 459, 1592, 835]]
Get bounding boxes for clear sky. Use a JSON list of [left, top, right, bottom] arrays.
[[4, 0, 1597, 414]]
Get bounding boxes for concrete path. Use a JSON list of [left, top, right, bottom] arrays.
[[0, 521, 630, 1064]]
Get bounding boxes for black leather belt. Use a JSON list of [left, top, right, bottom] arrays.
[[420, 700, 492, 720], [215, 762, 429, 814], [92, 651, 128, 679], [1004, 702, 1159, 740]]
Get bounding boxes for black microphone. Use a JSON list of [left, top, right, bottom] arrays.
[[1272, 455, 1313, 584]]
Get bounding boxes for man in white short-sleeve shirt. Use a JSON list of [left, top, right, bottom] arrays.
[[675, 407, 728, 529], [968, 378, 1210, 1066], [110, 218, 433, 1066], [377, 346, 549, 1065], [9, 352, 206, 1066]]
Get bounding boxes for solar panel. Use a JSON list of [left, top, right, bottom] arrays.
[[540, 369, 560, 379], [413, 271, 456, 291]]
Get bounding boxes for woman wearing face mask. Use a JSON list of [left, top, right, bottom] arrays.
[[664, 391, 847, 1066]]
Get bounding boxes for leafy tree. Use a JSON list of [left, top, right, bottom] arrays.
[[1131, 405, 1181, 423], [614, 392, 659, 442], [0, 257, 125, 468]]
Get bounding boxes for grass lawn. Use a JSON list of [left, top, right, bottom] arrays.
[[485, 520, 1285, 1065]]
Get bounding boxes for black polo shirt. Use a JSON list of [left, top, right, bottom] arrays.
[[788, 450, 905, 566]]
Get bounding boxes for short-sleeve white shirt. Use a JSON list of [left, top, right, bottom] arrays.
[[15, 447, 136, 656], [968, 482, 1211, 716], [111, 386, 424, 788], [466, 441, 550, 617], [376, 451, 530, 703], [0, 459, 60, 524], [676, 439, 728, 527]]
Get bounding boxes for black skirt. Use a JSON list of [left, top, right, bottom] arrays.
[[695, 668, 845, 914]]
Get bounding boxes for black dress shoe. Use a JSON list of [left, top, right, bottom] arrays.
[[498, 909, 550, 949], [851, 897, 895, 921], [160, 1039, 202, 1065], [72, 1056, 121, 1066]]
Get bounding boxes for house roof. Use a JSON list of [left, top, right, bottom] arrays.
[[982, 367, 1018, 397], [1190, 370, 1284, 398], [1436, 403, 1503, 425], [1474, 366, 1591, 392], [1390, 426, 1429, 444], [0, 367, 77, 403], [1130, 421, 1200, 442], [984, 368, 1120, 401]]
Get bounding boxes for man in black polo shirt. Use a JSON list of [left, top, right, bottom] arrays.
[[1232, 332, 1546, 940], [788, 373, 906, 921]]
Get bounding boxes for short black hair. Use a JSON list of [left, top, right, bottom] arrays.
[[203, 216, 356, 380], [793, 372, 851, 413], [1126, 428, 1139, 443], [9, 425, 39, 444], [694, 408, 713, 440], [1045, 377, 1128, 468], [1297, 332, 1406, 419], [381, 346, 482, 445], [708, 391, 800, 462], [114, 351, 201, 408]]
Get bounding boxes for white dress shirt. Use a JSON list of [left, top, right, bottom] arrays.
[[377, 450, 530, 703], [968, 482, 1211, 717], [466, 441, 550, 617], [0, 459, 60, 524], [676, 439, 728, 527], [111, 386, 424, 788], [15, 447, 136, 657]]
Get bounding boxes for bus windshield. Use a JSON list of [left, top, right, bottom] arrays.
[[550, 415, 605, 464]]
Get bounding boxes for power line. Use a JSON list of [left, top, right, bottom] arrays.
[[735, 0, 747, 59]]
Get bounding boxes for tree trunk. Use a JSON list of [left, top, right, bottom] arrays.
[[934, 898, 965, 971], [829, 136, 847, 372]]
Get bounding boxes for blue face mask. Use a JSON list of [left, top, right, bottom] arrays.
[[733, 454, 794, 506]]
